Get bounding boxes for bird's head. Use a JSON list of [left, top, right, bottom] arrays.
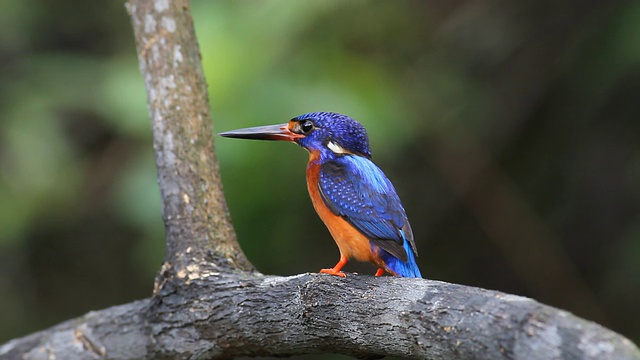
[[219, 112, 372, 159]]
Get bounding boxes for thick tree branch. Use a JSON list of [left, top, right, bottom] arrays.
[[127, 0, 252, 273], [1, 1, 638, 359], [1, 273, 638, 359]]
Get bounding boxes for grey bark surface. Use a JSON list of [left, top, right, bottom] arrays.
[[2, 270, 639, 360], [1, 0, 638, 359], [128, 0, 252, 274]]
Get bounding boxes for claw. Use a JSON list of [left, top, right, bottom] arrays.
[[320, 268, 346, 277], [319, 255, 348, 277]]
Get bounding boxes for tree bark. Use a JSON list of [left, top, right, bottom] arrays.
[[1, 0, 638, 359], [2, 271, 639, 360], [127, 0, 252, 274]]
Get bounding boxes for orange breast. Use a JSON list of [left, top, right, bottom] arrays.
[[306, 151, 383, 266]]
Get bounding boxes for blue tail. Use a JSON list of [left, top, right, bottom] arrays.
[[379, 240, 422, 278]]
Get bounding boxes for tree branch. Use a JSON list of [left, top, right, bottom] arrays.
[[2, 272, 638, 360], [1, 1, 638, 359], [127, 0, 252, 273]]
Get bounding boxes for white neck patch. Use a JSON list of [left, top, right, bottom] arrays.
[[327, 141, 350, 155]]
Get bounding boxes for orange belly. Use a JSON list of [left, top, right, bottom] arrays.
[[306, 152, 384, 267]]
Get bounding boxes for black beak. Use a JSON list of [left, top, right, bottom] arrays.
[[219, 123, 303, 142]]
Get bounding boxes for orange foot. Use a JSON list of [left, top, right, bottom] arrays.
[[319, 255, 348, 277], [375, 268, 385, 276], [320, 268, 346, 277]]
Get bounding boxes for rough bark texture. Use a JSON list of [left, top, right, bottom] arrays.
[[1, 1, 638, 359], [2, 271, 639, 360], [127, 0, 252, 274]]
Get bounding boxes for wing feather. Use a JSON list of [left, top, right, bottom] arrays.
[[318, 156, 417, 261]]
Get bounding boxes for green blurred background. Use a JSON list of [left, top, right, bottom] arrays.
[[1, 0, 639, 353]]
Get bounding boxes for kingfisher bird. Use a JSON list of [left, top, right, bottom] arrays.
[[220, 112, 422, 278]]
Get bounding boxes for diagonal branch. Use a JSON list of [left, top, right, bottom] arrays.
[[127, 0, 252, 273]]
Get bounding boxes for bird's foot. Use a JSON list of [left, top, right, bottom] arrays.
[[320, 268, 346, 277], [320, 255, 348, 277], [374, 268, 385, 276]]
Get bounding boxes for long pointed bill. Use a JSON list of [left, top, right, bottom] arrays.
[[218, 123, 303, 142]]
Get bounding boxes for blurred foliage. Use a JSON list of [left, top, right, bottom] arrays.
[[1, 0, 639, 356]]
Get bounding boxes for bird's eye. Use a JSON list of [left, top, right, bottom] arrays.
[[299, 120, 314, 134]]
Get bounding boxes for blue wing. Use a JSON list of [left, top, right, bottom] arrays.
[[318, 155, 418, 262]]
